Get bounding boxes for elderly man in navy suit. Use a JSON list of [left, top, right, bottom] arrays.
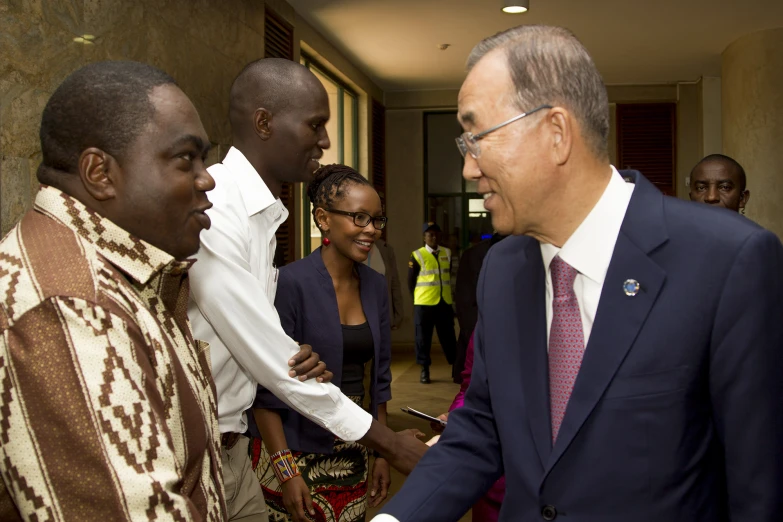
[[373, 24, 783, 522]]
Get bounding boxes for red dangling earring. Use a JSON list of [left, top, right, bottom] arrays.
[[322, 237, 331, 246]]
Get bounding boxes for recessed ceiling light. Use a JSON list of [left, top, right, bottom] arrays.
[[502, 0, 529, 13]]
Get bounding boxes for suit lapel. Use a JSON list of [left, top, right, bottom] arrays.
[[514, 240, 552, 469], [543, 172, 669, 477], [310, 249, 344, 342]]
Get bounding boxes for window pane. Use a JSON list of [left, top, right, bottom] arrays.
[[466, 196, 494, 246], [427, 195, 462, 294], [310, 67, 340, 166], [343, 92, 356, 169], [426, 112, 463, 194], [427, 195, 462, 256]]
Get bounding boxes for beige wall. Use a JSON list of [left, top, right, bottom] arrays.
[[0, 0, 383, 246], [386, 109, 427, 344], [385, 89, 459, 110], [701, 77, 722, 156], [723, 28, 783, 238], [676, 82, 702, 199], [384, 90, 458, 344]]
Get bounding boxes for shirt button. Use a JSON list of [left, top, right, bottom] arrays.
[[541, 505, 557, 521]]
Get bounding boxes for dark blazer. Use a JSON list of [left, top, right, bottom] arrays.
[[381, 171, 783, 521], [252, 249, 393, 454], [453, 234, 505, 381], [375, 238, 404, 329]]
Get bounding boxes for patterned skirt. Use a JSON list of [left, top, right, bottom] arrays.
[[249, 396, 369, 522]]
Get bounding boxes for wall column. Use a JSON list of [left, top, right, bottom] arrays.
[[723, 28, 783, 237]]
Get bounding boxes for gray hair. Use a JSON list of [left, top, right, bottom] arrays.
[[467, 25, 609, 160]]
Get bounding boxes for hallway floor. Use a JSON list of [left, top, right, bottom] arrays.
[[367, 347, 472, 521]]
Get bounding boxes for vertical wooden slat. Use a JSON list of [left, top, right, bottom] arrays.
[[616, 103, 677, 196], [264, 7, 296, 265], [371, 98, 387, 239]]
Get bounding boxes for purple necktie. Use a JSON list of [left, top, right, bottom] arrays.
[[548, 256, 585, 442]]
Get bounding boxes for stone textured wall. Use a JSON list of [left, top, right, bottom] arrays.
[[723, 28, 783, 238], [0, 0, 275, 235]]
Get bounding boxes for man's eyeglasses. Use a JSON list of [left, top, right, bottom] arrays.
[[323, 208, 388, 230], [455, 104, 552, 159]]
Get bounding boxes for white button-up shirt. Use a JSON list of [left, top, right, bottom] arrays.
[[540, 166, 634, 345], [371, 166, 634, 522], [188, 147, 372, 440]]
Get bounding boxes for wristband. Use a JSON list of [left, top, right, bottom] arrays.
[[270, 449, 301, 484]]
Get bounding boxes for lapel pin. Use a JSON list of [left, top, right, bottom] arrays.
[[623, 279, 640, 297]]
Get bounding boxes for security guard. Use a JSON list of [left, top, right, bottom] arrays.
[[408, 222, 457, 383]]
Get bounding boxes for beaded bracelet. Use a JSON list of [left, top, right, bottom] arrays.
[[270, 449, 301, 484]]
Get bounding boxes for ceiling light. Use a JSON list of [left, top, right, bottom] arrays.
[[502, 0, 529, 13]]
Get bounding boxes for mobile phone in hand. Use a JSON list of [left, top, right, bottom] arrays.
[[401, 406, 447, 427]]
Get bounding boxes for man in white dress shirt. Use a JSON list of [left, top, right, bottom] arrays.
[[188, 58, 426, 521]]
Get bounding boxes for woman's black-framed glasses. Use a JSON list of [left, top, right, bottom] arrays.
[[324, 208, 388, 230]]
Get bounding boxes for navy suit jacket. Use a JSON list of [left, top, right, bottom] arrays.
[[382, 172, 783, 521], [250, 248, 392, 454]]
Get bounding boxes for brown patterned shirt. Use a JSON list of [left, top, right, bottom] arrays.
[[0, 186, 226, 521]]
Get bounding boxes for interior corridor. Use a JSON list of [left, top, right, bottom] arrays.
[[367, 348, 472, 521]]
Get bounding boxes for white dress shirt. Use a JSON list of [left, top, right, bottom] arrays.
[[370, 167, 633, 522], [188, 147, 372, 440], [540, 167, 634, 345], [424, 243, 448, 259]]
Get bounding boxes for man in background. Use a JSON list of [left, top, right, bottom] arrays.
[[365, 237, 404, 329], [408, 222, 457, 384], [452, 232, 506, 381], [689, 153, 750, 214]]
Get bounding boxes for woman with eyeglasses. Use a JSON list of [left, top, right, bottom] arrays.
[[249, 164, 392, 522]]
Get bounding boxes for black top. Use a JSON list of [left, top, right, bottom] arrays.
[[340, 322, 374, 396], [251, 249, 393, 454]]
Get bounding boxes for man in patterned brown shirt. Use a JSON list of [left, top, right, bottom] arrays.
[[0, 61, 226, 521]]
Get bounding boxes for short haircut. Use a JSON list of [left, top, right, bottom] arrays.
[[229, 58, 316, 135], [38, 61, 176, 180], [691, 154, 747, 191], [307, 164, 373, 221], [467, 25, 610, 159]]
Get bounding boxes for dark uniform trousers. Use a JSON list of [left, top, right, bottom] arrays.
[[414, 299, 456, 367]]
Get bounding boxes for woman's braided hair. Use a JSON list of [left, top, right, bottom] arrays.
[[307, 164, 373, 223]]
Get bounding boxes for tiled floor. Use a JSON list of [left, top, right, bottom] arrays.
[[366, 346, 472, 521]]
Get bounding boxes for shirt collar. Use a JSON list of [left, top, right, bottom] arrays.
[[540, 166, 634, 286], [221, 147, 277, 216], [34, 185, 190, 285], [425, 244, 439, 254]]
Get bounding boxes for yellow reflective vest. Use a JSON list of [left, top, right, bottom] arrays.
[[412, 246, 452, 306]]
